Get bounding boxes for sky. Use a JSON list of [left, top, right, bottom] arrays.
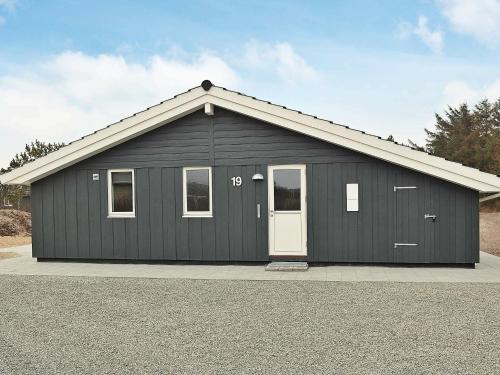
[[0, 0, 500, 168]]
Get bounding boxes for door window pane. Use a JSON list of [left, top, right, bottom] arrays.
[[274, 169, 301, 211], [186, 169, 210, 212], [111, 172, 133, 212]]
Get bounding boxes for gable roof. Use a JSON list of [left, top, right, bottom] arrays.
[[1, 80, 500, 192]]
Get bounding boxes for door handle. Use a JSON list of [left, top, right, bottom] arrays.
[[424, 214, 437, 222]]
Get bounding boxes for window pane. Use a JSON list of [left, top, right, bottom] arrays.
[[274, 169, 301, 211], [112, 172, 132, 184], [186, 169, 210, 212], [112, 172, 133, 212]]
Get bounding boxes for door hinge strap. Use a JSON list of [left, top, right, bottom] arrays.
[[394, 243, 418, 248]]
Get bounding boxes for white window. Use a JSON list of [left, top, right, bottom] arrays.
[[183, 167, 212, 217], [107, 169, 135, 218], [3, 198, 12, 207], [346, 183, 359, 212]]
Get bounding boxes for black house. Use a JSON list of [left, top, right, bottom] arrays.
[[2, 81, 499, 265]]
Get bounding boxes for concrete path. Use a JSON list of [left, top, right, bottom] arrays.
[[0, 244, 499, 282]]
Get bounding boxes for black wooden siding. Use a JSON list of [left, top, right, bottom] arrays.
[[31, 108, 479, 263]]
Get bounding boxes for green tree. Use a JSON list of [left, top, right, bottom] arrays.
[[425, 99, 500, 175], [0, 140, 65, 209], [407, 139, 426, 152], [1, 140, 65, 174]]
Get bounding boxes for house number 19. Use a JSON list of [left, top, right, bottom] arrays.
[[231, 176, 242, 187]]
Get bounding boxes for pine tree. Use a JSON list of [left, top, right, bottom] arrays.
[[407, 139, 425, 152], [1, 140, 65, 210], [0, 140, 65, 174], [425, 100, 500, 175]]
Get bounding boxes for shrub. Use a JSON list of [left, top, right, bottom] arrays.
[[0, 216, 23, 236], [0, 209, 32, 236]]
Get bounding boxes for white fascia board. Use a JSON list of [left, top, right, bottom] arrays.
[[206, 88, 500, 192], [0, 88, 208, 185], [479, 192, 500, 203]]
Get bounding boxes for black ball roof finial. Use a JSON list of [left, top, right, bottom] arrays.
[[201, 80, 213, 91]]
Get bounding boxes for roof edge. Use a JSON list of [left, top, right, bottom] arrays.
[[1, 82, 500, 193]]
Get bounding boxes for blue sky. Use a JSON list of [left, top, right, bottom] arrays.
[[1, 0, 499, 167]]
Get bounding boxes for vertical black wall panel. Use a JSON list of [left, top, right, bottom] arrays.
[[241, 165, 256, 261], [88, 170, 102, 258], [76, 170, 90, 258], [64, 170, 78, 257], [113, 219, 126, 259], [136, 168, 151, 259], [125, 219, 138, 260], [31, 181, 44, 258], [174, 168, 189, 260], [42, 178, 55, 258], [99, 170, 114, 258], [214, 166, 230, 260], [149, 168, 164, 260], [359, 164, 373, 262], [202, 218, 216, 261], [455, 188, 466, 263], [162, 168, 177, 259], [438, 182, 451, 263], [188, 219, 202, 260], [53, 172, 66, 258], [326, 165, 335, 262], [312, 164, 330, 259], [228, 165, 243, 260], [331, 164, 343, 262], [374, 165, 388, 262]]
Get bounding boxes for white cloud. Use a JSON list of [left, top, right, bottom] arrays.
[[0, 51, 238, 166], [438, 0, 500, 45], [0, 44, 320, 167], [397, 16, 443, 53], [414, 16, 444, 53], [442, 79, 500, 107], [443, 81, 482, 107], [242, 40, 319, 83]]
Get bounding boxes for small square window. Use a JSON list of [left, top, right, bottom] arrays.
[[183, 167, 212, 217], [108, 169, 135, 218], [3, 198, 12, 207]]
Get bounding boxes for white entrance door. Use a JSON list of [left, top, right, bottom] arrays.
[[268, 165, 307, 256]]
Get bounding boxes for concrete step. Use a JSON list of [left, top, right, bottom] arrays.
[[265, 261, 309, 272]]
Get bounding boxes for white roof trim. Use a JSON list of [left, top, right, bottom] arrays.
[[1, 83, 500, 192]]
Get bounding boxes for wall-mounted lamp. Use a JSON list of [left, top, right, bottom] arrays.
[[252, 173, 264, 181]]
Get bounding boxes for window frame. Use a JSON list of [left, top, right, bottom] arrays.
[[346, 183, 359, 212], [183, 166, 213, 218], [3, 197, 13, 207], [107, 169, 136, 218]]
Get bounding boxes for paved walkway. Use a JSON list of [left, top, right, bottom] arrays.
[[0, 245, 499, 282]]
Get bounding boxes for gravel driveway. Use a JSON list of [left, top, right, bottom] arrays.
[[0, 275, 498, 374]]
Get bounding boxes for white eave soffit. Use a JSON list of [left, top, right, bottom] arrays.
[[1, 83, 500, 192]]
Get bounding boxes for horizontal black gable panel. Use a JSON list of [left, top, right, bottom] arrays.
[[76, 107, 366, 169]]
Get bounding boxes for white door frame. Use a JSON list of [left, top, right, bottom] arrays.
[[268, 164, 307, 256]]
